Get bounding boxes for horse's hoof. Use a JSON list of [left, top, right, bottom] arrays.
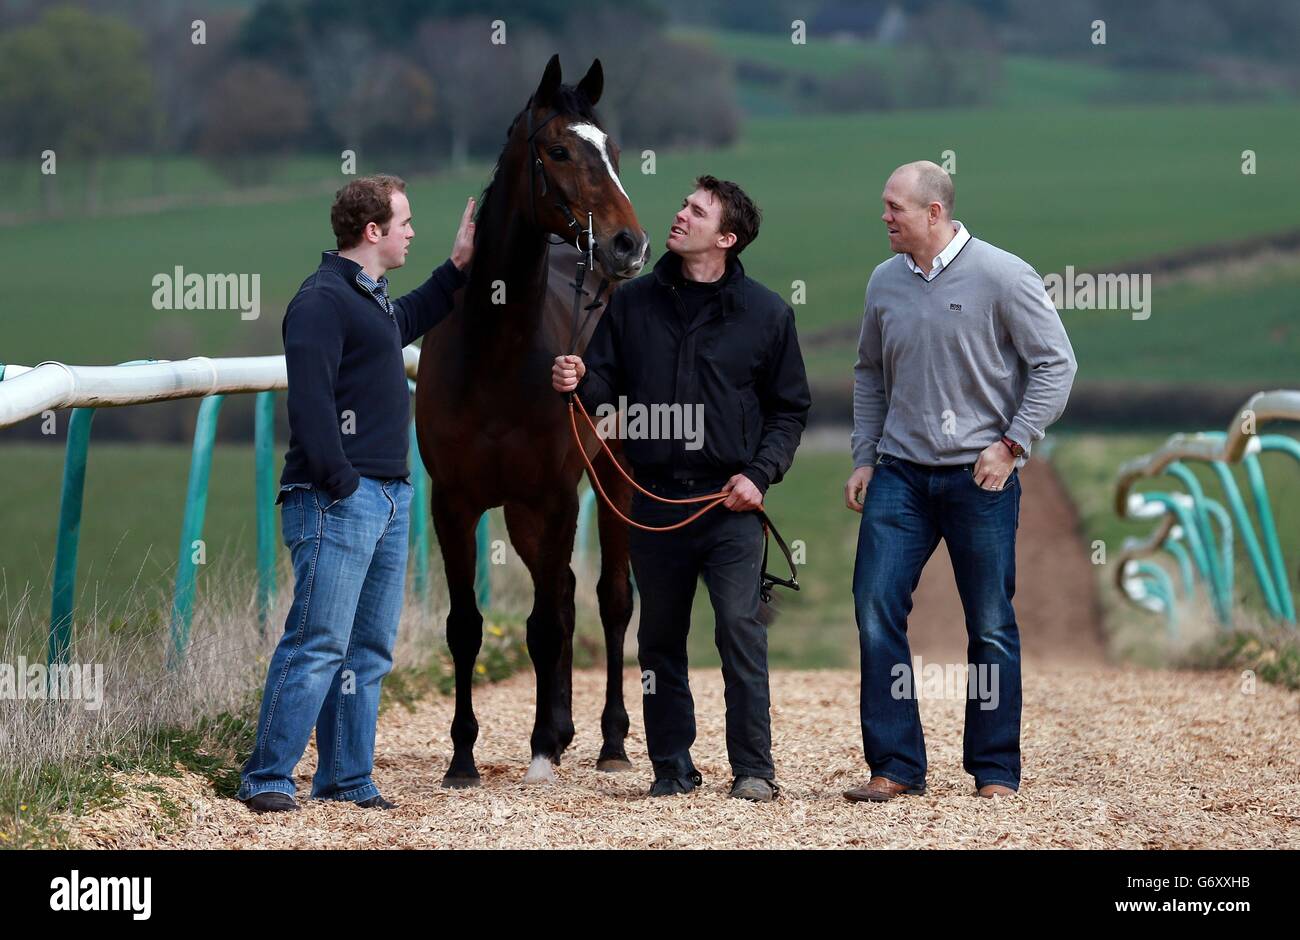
[[523, 756, 557, 784], [596, 755, 633, 772], [441, 773, 481, 789]]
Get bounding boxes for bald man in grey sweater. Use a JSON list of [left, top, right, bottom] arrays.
[[842, 162, 1077, 804]]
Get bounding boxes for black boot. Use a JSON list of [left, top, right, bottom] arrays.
[[648, 771, 702, 797]]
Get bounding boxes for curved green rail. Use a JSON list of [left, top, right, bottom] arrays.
[[1114, 389, 1299, 631]]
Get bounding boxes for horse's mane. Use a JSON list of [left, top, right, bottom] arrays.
[[474, 84, 601, 248]]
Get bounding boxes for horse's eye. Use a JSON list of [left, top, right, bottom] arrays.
[[547, 147, 569, 161]]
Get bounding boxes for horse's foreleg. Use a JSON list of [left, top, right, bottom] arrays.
[[504, 496, 577, 783], [552, 564, 577, 763], [432, 489, 485, 788], [591, 448, 635, 771]]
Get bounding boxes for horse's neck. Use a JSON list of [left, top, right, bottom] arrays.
[[464, 191, 550, 359]]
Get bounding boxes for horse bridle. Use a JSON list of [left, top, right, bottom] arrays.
[[525, 102, 589, 249], [527, 101, 800, 606], [525, 100, 611, 353]]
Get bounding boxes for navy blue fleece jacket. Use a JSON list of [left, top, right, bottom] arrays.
[[277, 251, 466, 504]]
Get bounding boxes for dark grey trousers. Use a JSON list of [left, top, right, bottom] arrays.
[[628, 477, 773, 780]]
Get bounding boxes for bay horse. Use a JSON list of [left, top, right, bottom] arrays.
[[414, 55, 650, 786]]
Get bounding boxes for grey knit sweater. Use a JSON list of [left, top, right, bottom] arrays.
[[852, 236, 1077, 468]]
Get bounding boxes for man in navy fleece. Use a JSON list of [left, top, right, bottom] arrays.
[[238, 176, 475, 813]]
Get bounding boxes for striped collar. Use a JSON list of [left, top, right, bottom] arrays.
[[321, 250, 393, 318]]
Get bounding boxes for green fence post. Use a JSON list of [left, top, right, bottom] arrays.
[[254, 391, 276, 632], [1203, 497, 1233, 618], [1166, 462, 1229, 620], [168, 394, 225, 668], [1144, 492, 1224, 622], [408, 419, 429, 600], [1243, 452, 1294, 623], [1259, 434, 1300, 625], [1134, 561, 1178, 636], [1207, 459, 1282, 619], [48, 407, 97, 667], [1162, 536, 1195, 599], [46, 359, 154, 666], [575, 485, 596, 573], [475, 512, 491, 610]]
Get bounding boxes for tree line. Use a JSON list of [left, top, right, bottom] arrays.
[[0, 0, 741, 215]]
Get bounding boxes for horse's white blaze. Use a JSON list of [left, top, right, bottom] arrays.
[[568, 122, 629, 202], [524, 755, 556, 783]]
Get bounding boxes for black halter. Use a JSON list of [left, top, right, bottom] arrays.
[[523, 99, 610, 355], [525, 101, 587, 250]]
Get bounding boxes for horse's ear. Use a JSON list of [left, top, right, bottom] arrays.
[[576, 59, 603, 107], [535, 54, 562, 109]]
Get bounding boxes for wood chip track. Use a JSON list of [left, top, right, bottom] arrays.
[[66, 664, 1300, 849]]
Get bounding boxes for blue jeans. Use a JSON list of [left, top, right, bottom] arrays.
[[238, 476, 412, 803], [853, 454, 1022, 791]]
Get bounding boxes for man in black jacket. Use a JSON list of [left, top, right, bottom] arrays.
[[238, 175, 474, 814], [552, 176, 811, 801]]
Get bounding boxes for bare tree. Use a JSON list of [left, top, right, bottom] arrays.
[[413, 18, 540, 171], [197, 63, 310, 185]]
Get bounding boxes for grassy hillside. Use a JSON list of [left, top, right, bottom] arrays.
[[676, 27, 1283, 113], [0, 154, 347, 220], [3, 104, 1299, 378]]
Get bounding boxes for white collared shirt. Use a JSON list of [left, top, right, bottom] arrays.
[[905, 221, 969, 281]]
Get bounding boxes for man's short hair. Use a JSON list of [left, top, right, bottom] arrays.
[[909, 162, 954, 217], [331, 174, 407, 249], [695, 174, 761, 260]]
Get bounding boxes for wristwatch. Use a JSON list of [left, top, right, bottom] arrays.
[[1000, 435, 1025, 458]]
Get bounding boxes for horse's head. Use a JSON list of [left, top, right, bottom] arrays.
[[516, 54, 649, 280]]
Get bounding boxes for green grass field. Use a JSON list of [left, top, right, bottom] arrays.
[[677, 27, 1270, 112], [3, 104, 1299, 380], [0, 443, 267, 659], [0, 154, 351, 220]]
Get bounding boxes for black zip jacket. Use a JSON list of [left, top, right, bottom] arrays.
[[577, 251, 811, 493], [278, 251, 466, 505]]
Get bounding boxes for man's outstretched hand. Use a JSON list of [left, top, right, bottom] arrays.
[[451, 197, 476, 271]]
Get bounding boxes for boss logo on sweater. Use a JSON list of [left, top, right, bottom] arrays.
[[949, 302, 963, 312]]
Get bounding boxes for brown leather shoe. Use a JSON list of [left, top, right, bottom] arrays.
[[843, 776, 927, 802], [976, 784, 1017, 798]]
